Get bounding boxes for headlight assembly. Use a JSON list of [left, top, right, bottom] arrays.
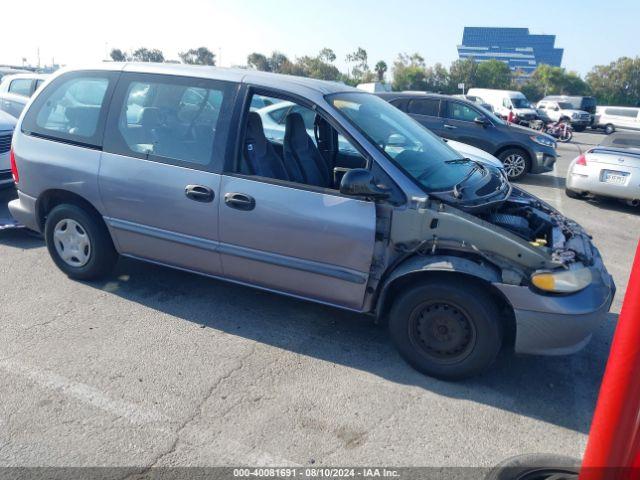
[[531, 267, 593, 293], [530, 135, 555, 148]]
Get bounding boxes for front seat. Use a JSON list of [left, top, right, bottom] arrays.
[[283, 113, 331, 188], [244, 112, 289, 180]]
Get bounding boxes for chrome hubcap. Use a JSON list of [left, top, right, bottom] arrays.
[[53, 219, 91, 267], [502, 154, 526, 178]]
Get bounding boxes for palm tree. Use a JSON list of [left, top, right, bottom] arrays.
[[375, 61, 388, 82]]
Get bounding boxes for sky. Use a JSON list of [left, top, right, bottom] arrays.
[[0, 0, 637, 76]]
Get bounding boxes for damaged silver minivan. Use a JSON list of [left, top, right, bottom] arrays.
[[8, 63, 615, 379]]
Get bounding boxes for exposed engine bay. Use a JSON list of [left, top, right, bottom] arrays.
[[478, 187, 594, 266]]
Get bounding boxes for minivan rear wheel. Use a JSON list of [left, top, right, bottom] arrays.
[[45, 204, 117, 280], [388, 277, 503, 380], [498, 148, 530, 181]]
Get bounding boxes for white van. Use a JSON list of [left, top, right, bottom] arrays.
[[467, 88, 538, 121], [594, 106, 640, 135]]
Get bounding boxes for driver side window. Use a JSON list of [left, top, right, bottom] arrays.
[[447, 102, 480, 122], [234, 93, 366, 190]]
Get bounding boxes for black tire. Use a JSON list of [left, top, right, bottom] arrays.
[[604, 124, 615, 135], [498, 148, 531, 181], [388, 277, 503, 380], [485, 454, 580, 480], [565, 188, 585, 199], [44, 204, 117, 280]]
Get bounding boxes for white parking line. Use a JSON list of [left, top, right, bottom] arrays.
[[0, 359, 169, 426]]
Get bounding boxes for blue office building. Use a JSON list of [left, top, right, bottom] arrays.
[[457, 27, 563, 75]]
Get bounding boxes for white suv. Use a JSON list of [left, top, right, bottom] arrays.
[[536, 100, 591, 131]]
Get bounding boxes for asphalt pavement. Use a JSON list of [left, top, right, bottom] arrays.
[[0, 131, 638, 468]]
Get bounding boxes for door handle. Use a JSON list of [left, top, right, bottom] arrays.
[[185, 184, 214, 203], [444, 124, 457, 129], [224, 192, 255, 211]]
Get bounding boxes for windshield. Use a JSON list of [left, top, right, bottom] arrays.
[[557, 102, 574, 109], [328, 92, 477, 192], [511, 98, 531, 109]]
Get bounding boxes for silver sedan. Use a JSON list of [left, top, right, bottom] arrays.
[[566, 132, 640, 206]]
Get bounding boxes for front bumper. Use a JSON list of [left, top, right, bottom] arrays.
[[495, 255, 615, 355], [530, 149, 557, 174], [8, 190, 39, 232]]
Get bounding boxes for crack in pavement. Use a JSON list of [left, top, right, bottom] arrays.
[[120, 344, 258, 479]]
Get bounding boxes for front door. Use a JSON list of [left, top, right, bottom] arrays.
[[442, 100, 496, 153], [99, 72, 236, 276], [217, 91, 376, 310], [218, 176, 376, 310]]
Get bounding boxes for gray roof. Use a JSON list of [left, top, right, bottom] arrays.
[[59, 62, 358, 96]]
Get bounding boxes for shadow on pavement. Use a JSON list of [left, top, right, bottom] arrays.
[[85, 256, 616, 435], [515, 174, 566, 190]]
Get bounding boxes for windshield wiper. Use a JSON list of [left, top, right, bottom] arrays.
[[450, 159, 487, 199]]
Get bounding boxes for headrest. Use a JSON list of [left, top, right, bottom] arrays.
[[140, 107, 162, 128], [245, 111, 267, 156], [284, 112, 312, 151]]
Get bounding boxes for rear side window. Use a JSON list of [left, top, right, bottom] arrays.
[[21, 71, 117, 147], [104, 73, 235, 169], [408, 98, 440, 117], [389, 98, 409, 112], [605, 108, 638, 118], [9, 79, 32, 96]]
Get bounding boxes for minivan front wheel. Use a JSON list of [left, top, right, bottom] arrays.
[[498, 149, 530, 181], [388, 278, 503, 380], [45, 204, 117, 280]]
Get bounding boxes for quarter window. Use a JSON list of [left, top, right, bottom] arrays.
[[8, 79, 32, 97], [21, 73, 115, 146]]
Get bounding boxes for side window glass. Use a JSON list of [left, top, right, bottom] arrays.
[[502, 98, 511, 108], [35, 77, 109, 138], [447, 102, 479, 122], [116, 80, 226, 165], [408, 99, 439, 117], [9, 79, 32, 97], [236, 93, 366, 190]]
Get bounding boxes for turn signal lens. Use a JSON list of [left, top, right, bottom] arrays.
[[9, 147, 18, 183], [531, 268, 592, 293], [575, 154, 587, 166]]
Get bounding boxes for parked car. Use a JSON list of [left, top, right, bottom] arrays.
[[540, 95, 596, 128], [377, 92, 557, 180], [566, 132, 640, 206], [466, 88, 539, 122], [593, 106, 640, 135], [257, 100, 504, 169], [0, 73, 49, 118], [536, 99, 591, 131], [9, 64, 614, 380], [0, 110, 16, 188]]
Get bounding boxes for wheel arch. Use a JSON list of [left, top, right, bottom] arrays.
[[375, 254, 516, 345], [36, 189, 105, 232]]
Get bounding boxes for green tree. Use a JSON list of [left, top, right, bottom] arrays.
[[179, 47, 216, 66], [132, 48, 165, 63], [424, 62, 449, 92], [392, 53, 427, 91], [476, 60, 512, 89], [448, 58, 478, 92], [375, 60, 388, 82], [586, 57, 640, 106], [318, 48, 337, 63], [345, 47, 371, 82], [247, 52, 271, 71], [109, 48, 128, 62]]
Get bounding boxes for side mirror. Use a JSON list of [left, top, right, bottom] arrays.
[[474, 116, 488, 126], [340, 168, 390, 200], [508, 105, 513, 110]]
